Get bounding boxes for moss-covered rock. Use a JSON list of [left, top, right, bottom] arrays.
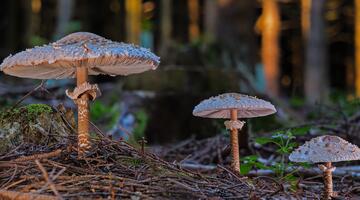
[[0, 104, 75, 154]]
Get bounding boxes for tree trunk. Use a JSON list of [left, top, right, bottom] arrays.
[[54, 0, 74, 40], [204, 0, 218, 40], [216, 0, 257, 85], [261, 0, 281, 97], [356, 0, 360, 96], [125, 0, 142, 44], [159, 0, 172, 57], [305, 0, 328, 104], [188, 0, 200, 41], [301, 0, 311, 41]]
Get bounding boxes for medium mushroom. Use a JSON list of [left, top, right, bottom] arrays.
[[289, 135, 360, 199], [193, 93, 276, 172], [0, 32, 160, 156]]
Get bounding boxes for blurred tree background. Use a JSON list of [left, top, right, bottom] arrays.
[[0, 0, 358, 144]]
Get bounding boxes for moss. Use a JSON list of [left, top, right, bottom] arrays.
[[1, 104, 52, 122], [0, 103, 71, 154], [26, 104, 52, 117], [24, 104, 52, 120]]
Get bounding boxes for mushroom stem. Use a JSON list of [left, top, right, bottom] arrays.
[[319, 162, 335, 199], [229, 109, 240, 173], [76, 67, 91, 156]]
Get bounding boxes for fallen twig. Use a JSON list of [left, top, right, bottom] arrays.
[[0, 189, 57, 200], [35, 160, 63, 200], [13, 149, 62, 162]]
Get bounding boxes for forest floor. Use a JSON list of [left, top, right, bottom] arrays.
[[0, 131, 359, 199], [0, 82, 359, 199]]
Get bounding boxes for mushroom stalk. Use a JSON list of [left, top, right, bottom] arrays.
[[76, 67, 91, 156], [229, 109, 240, 173], [319, 162, 335, 199]]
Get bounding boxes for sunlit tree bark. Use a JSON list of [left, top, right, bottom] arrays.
[[261, 0, 281, 97], [301, 0, 311, 40], [125, 0, 141, 44], [356, 0, 360, 96], [188, 0, 200, 41], [305, 0, 328, 104]]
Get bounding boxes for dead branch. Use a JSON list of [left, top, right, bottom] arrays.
[[13, 149, 62, 162], [0, 190, 57, 200], [35, 160, 63, 200]]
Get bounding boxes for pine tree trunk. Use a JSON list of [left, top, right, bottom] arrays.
[[54, 0, 74, 40], [125, 0, 142, 44], [188, 0, 200, 41], [355, 0, 360, 96], [159, 0, 172, 57], [204, 0, 218, 40], [305, 0, 328, 104], [261, 0, 281, 97]]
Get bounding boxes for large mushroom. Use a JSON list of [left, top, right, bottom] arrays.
[[0, 32, 160, 156], [289, 135, 360, 199], [193, 93, 276, 173]]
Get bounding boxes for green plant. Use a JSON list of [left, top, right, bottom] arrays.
[[240, 155, 267, 175], [1, 104, 53, 122], [243, 126, 311, 190], [307, 92, 360, 120], [29, 35, 48, 46], [129, 109, 149, 143], [90, 101, 120, 129]]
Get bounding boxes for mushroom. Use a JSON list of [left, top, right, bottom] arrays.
[[192, 93, 276, 172], [0, 32, 160, 156], [289, 135, 360, 199]]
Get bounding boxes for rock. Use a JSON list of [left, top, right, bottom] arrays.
[[0, 104, 75, 154]]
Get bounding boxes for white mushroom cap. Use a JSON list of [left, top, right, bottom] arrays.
[[192, 93, 276, 119], [289, 135, 360, 163], [0, 32, 160, 79]]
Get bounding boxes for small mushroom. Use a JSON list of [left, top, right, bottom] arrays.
[[0, 32, 160, 157], [289, 135, 360, 199], [193, 93, 276, 173]]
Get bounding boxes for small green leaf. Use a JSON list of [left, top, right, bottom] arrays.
[[255, 137, 274, 145], [240, 163, 252, 175], [298, 162, 311, 168], [254, 162, 268, 170], [284, 174, 298, 182], [288, 142, 298, 148], [291, 126, 311, 136], [243, 155, 258, 162]]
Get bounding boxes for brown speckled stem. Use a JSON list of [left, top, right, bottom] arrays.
[[229, 109, 240, 173], [319, 162, 334, 200], [76, 67, 91, 156]]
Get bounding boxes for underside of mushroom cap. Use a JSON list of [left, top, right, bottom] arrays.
[[289, 135, 360, 163], [192, 93, 276, 119], [0, 32, 160, 79]]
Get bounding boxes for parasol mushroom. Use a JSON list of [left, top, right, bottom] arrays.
[[192, 93, 276, 173], [289, 135, 360, 199], [0, 32, 160, 156]]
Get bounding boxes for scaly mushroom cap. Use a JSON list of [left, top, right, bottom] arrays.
[[289, 135, 360, 163], [0, 32, 160, 79], [192, 93, 276, 119]]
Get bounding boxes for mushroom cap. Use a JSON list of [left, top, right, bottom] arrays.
[[0, 32, 160, 79], [192, 93, 276, 119], [289, 135, 360, 163]]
